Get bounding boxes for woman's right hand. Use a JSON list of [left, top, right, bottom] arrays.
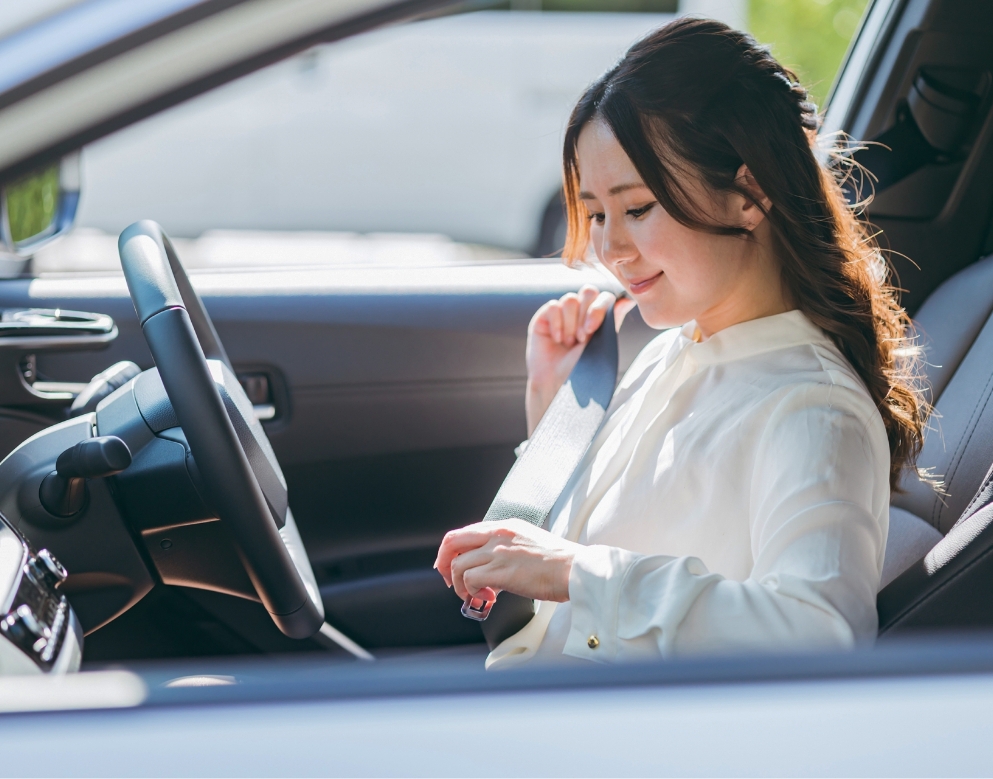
[[526, 285, 617, 436]]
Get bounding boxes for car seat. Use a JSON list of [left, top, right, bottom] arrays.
[[879, 253, 993, 587], [878, 252, 993, 630]]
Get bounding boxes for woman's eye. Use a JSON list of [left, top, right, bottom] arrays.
[[587, 212, 605, 225], [626, 203, 655, 219]]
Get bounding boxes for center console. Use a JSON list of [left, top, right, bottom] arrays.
[[0, 516, 80, 674]]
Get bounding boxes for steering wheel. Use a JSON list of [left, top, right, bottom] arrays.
[[117, 220, 324, 639]]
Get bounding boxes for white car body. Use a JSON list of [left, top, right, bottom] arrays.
[[1, 642, 992, 776]]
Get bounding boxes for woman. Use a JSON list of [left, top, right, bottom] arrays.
[[435, 18, 925, 668]]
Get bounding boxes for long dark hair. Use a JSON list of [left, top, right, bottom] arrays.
[[562, 17, 924, 491]]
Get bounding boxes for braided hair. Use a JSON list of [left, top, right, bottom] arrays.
[[561, 17, 925, 491]]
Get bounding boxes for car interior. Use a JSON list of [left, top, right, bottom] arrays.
[[0, 0, 992, 670]]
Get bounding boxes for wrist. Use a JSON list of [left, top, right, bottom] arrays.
[[525, 378, 558, 435], [556, 552, 574, 603], [549, 541, 580, 603]]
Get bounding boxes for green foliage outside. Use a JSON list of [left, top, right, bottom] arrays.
[[6, 164, 58, 245], [749, 0, 869, 107]]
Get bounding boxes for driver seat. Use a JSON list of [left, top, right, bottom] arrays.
[[878, 252, 993, 630]]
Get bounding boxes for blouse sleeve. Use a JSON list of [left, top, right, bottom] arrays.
[[562, 384, 890, 661]]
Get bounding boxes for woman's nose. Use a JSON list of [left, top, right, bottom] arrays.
[[600, 218, 637, 266]]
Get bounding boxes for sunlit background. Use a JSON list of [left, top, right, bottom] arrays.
[[18, 0, 870, 273], [750, 0, 869, 106], [495, 0, 870, 107]]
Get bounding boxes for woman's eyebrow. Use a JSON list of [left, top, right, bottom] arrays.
[[608, 182, 649, 195], [579, 182, 649, 199]]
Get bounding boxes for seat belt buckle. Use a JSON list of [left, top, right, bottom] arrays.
[[461, 595, 493, 622]]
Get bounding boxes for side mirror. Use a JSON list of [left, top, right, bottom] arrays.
[[0, 153, 80, 263]]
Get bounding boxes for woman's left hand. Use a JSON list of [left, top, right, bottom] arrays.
[[434, 518, 581, 604]]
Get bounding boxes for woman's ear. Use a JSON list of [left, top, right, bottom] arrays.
[[734, 164, 772, 232]]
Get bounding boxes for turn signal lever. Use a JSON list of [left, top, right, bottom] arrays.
[[39, 436, 132, 517]]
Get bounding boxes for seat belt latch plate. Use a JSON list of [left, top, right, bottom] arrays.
[[461, 595, 492, 622]]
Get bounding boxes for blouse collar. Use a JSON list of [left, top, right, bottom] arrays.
[[678, 309, 834, 366]]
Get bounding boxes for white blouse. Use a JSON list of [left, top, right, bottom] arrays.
[[487, 310, 890, 670]]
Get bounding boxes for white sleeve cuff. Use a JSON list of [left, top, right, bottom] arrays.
[[563, 544, 640, 662]]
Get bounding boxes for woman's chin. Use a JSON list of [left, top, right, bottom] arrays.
[[636, 303, 685, 331]]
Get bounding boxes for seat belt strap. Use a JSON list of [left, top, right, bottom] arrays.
[[462, 306, 619, 649], [840, 108, 938, 203], [840, 67, 985, 204]]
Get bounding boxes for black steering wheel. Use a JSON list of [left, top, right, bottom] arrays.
[[117, 220, 324, 639]]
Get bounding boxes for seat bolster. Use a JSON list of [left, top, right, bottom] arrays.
[[894, 308, 993, 531], [913, 252, 993, 405], [879, 499, 993, 634], [881, 507, 943, 590]]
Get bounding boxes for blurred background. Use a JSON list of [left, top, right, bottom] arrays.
[[20, 0, 869, 274], [497, 0, 868, 105]]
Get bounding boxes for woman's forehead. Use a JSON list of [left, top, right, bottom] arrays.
[[576, 121, 645, 197]]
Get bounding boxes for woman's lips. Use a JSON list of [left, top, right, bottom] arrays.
[[628, 271, 663, 295]]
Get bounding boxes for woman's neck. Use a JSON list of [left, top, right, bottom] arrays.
[[694, 223, 791, 340]]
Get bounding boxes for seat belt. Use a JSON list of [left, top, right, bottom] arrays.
[[840, 66, 985, 204], [840, 107, 938, 203], [462, 306, 619, 649]]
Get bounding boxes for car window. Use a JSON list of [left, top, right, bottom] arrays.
[[33, 2, 868, 275], [33, 10, 668, 274]]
